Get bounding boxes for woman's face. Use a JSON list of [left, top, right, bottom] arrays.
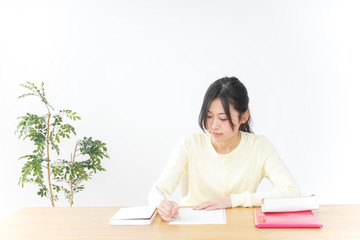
[[206, 98, 243, 143]]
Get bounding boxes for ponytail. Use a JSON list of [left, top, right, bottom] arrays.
[[239, 112, 253, 133]]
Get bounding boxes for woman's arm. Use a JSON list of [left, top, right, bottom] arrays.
[[148, 136, 189, 207], [231, 137, 300, 207]]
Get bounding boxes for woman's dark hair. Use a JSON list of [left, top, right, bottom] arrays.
[[198, 76, 253, 133]]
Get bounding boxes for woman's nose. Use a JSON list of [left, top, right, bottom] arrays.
[[211, 118, 220, 130]]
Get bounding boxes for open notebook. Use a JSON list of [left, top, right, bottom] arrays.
[[109, 206, 157, 225]]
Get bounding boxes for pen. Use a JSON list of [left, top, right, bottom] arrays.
[[156, 186, 181, 220]]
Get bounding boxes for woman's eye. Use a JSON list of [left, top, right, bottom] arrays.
[[220, 118, 228, 121], [206, 116, 212, 119]]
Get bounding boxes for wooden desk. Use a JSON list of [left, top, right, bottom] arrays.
[[0, 205, 359, 240]]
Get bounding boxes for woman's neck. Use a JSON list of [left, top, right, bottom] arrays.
[[212, 131, 242, 154]]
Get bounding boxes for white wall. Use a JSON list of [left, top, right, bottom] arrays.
[[1, 0, 359, 219]]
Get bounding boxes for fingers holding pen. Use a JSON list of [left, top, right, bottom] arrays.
[[157, 200, 179, 222], [170, 201, 180, 216], [157, 200, 172, 219]]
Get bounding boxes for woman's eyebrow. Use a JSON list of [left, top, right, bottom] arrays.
[[207, 111, 227, 115]]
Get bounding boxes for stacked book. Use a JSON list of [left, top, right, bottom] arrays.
[[109, 206, 157, 225], [254, 195, 323, 228]]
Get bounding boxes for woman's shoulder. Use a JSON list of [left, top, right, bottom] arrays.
[[241, 131, 272, 147], [180, 132, 209, 146]]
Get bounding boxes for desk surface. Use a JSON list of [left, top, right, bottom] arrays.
[[1, 205, 359, 240]]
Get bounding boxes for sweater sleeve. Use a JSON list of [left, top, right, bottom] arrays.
[[230, 137, 300, 207], [148, 136, 189, 207]]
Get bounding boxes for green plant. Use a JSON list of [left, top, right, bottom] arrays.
[[15, 82, 109, 207]]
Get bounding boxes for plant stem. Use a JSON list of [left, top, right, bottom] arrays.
[[46, 112, 55, 207], [70, 143, 78, 207]]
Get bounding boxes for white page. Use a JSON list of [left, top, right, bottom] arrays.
[[169, 208, 226, 225], [261, 195, 319, 213]]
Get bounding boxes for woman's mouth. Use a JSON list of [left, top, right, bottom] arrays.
[[211, 132, 222, 137]]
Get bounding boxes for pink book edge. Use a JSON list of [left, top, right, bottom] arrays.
[[254, 208, 323, 228]]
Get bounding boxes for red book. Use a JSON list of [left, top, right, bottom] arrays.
[[254, 208, 323, 228]]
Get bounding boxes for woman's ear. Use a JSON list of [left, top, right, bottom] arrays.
[[240, 110, 250, 124]]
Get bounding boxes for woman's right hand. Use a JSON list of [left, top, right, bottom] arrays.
[[157, 200, 180, 222]]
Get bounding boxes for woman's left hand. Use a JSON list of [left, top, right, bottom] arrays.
[[193, 197, 232, 210]]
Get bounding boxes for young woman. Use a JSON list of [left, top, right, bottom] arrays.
[[148, 77, 300, 222]]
